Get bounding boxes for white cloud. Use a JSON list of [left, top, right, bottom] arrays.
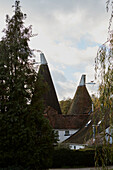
[[0, 0, 111, 99], [27, 0, 109, 44], [49, 66, 76, 100], [57, 81, 76, 100], [73, 72, 82, 85]]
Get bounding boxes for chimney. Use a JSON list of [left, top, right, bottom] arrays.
[[40, 53, 47, 65], [79, 75, 86, 86]]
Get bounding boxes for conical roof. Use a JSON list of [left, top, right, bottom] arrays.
[[38, 53, 62, 114], [68, 75, 92, 115]]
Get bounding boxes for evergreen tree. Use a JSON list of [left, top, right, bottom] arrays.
[[29, 74, 55, 169], [0, 1, 54, 169]]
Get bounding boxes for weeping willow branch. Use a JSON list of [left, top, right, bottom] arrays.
[[94, 1, 113, 169], [106, 0, 113, 32]]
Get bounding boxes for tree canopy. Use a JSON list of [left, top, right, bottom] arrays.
[[0, 1, 54, 169], [60, 98, 72, 115], [94, 0, 113, 168]]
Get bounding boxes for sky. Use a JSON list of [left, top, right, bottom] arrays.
[[0, 0, 112, 100]]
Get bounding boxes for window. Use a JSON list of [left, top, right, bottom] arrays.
[[85, 120, 91, 127], [74, 146, 76, 150], [64, 130, 70, 136]]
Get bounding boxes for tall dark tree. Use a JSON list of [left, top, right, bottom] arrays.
[[0, 1, 54, 169]]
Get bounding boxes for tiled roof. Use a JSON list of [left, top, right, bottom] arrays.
[[38, 64, 62, 114], [68, 85, 92, 115], [44, 107, 89, 129], [63, 108, 110, 144]]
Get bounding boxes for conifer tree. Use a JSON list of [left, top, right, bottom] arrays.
[[0, 1, 54, 169]]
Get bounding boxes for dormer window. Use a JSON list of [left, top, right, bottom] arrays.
[[85, 120, 91, 127]]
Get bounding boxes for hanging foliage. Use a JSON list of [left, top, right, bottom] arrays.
[[94, 1, 113, 169]]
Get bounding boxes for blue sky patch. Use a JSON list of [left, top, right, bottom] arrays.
[[76, 34, 100, 50]]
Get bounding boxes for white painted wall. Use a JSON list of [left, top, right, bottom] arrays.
[[54, 129, 78, 143], [69, 144, 85, 150]]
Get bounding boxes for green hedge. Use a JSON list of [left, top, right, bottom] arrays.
[[51, 148, 113, 168]]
